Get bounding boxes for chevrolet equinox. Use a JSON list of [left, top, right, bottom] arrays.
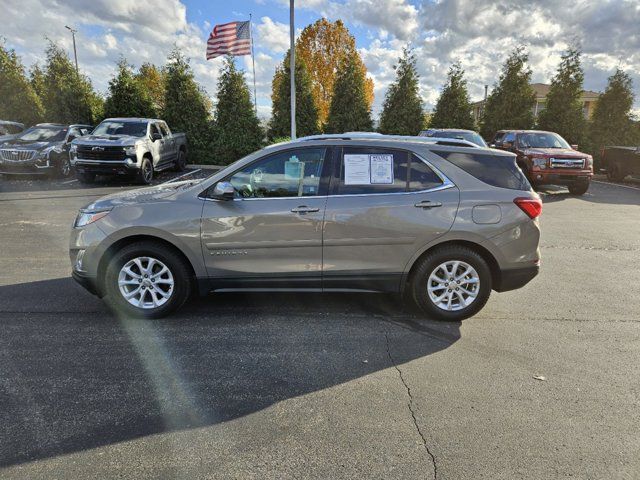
[[70, 134, 541, 321]]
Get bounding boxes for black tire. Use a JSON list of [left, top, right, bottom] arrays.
[[173, 149, 187, 172], [53, 155, 72, 179], [103, 241, 193, 319], [607, 162, 626, 182], [568, 181, 589, 195], [137, 157, 154, 185], [77, 172, 96, 184], [408, 245, 492, 322]]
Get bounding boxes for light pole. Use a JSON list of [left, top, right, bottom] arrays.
[[65, 26, 78, 74], [289, 0, 296, 140]]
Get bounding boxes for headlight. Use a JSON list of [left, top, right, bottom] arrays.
[[586, 156, 593, 169], [124, 145, 137, 156], [532, 157, 547, 169], [70, 144, 78, 154], [75, 208, 112, 228], [40, 145, 62, 157]]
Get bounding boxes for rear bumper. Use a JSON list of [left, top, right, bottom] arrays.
[[494, 265, 539, 292]]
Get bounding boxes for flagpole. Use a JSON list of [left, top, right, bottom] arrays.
[[249, 14, 258, 114], [289, 0, 296, 139]]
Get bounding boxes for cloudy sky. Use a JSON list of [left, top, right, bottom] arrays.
[[3, 0, 640, 119]]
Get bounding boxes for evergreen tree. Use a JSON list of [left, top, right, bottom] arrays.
[[429, 61, 474, 130], [537, 47, 586, 144], [0, 43, 43, 125], [40, 42, 103, 125], [162, 49, 214, 164], [480, 46, 535, 139], [103, 59, 156, 118], [325, 55, 373, 133], [211, 56, 263, 165], [588, 69, 636, 162], [269, 50, 319, 140], [378, 48, 424, 135], [29, 63, 47, 106]]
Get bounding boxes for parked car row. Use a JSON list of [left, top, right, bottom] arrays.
[[0, 118, 188, 184]]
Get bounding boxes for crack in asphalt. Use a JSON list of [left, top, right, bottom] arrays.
[[384, 332, 438, 480]]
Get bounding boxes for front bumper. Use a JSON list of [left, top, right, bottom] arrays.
[[0, 160, 53, 175], [72, 270, 100, 296], [529, 169, 592, 186], [74, 159, 140, 176]]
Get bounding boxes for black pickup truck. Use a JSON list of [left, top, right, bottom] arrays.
[[0, 123, 92, 178], [602, 145, 640, 181]]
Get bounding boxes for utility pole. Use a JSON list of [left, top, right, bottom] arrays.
[[65, 26, 79, 74], [289, 0, 296, 139]]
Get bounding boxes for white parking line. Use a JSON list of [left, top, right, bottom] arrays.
[[593, 180, 640, 192], [161, 169, 202, 184], [60, 179, 78, 185]]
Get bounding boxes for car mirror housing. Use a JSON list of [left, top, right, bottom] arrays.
[[571, 144, 579, 150], [212, 181, 235, 200], [151, 132, 162, 141]]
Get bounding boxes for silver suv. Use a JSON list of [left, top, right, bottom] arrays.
[[70, 134, 541, 321]]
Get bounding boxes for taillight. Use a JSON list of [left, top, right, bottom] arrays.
[[514, 197, 542, 219]]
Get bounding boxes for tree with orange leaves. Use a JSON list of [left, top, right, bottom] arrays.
[[296, 18, 374, 129]]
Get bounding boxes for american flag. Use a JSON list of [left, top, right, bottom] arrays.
[[206, 21, 251, 60]]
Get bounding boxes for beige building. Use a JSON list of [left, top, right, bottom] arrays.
[[471, 83, 600, 124]]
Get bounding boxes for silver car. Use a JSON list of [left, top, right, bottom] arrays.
[[70, 134, 541, 321]]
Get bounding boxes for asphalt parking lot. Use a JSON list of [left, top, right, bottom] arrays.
[[0, 176, 639, 479]]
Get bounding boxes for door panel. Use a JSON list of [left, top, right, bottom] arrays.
[[322, 147, 459, 291], [200, 147, 330, 288]]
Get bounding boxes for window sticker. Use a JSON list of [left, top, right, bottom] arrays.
[[370, 154, 394, 184], [344, 154, 371, 185], [285, 155, 304, 180]]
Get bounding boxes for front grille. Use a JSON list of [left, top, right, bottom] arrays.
[[77, 145, 126, 161], [550, 157, 585, 169], [0, 149, 36, 162]]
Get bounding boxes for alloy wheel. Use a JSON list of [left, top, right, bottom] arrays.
[[427, 260, 480, 311], [118, 256, 174, 309]]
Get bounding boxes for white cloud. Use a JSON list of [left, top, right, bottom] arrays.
[[256, 17, 291, 53]]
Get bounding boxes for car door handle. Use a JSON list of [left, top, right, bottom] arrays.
[[291, 206, 320, 214], [415, 201, 443, 209]]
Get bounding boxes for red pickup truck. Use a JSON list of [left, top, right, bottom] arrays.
[[491, 130, 593, 195]]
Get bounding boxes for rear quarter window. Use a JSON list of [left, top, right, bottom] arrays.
[[432, 150, 531, 191]]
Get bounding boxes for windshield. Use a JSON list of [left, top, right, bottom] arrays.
[[16, 126, 67, 142], [423, 130, 487, 147], [518, 132, 570, 149], [92, 121, 148, 137]]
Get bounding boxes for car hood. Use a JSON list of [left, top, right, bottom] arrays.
[[1, 140, 61, 151], [75, 135, 144, 147], [83, 180, 201, 210], [524, 148, 586, 157]]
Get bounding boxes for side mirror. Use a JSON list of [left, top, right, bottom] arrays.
[[503, 141, 513, 149], [151, 132, 162, 141], [211, 181, 235, 200], [67, 135, 76, 143], [571, 144, 579, 150]]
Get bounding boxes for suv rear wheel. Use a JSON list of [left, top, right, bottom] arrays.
[[103, 242, 192, 319], [173, 149, 187, 172], [409, 246, 492, 321]]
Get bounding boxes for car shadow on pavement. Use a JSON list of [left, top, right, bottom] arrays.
[[0, 277, 460, 468]]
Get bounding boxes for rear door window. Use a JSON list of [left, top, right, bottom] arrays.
[[336, 148, 443, 195], [432, 150, 531, 191]]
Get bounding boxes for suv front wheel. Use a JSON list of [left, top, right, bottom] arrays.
[[103, 242, 192, 319], [409, 246, 492, 321]]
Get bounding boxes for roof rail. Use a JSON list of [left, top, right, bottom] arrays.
[[296, 132, 479, 148]]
